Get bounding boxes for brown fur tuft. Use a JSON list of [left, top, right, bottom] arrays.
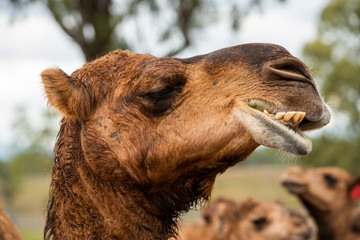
[[41, 68, 94, 119]]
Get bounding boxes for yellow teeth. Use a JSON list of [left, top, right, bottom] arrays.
[[275, 112, 286, 120], [263, 110, 306, 126], [292, 112, 306, 124], [284, 112, 296, 122]]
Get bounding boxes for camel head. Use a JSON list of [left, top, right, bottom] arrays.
[[42, 44, 330, 185], [235, 199, 316, 240], [281, 166, 360, 212], [179, 198, 315, 240], [200, 198, 238, 238]]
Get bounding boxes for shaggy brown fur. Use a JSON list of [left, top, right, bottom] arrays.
[[178, 198, 315, 240], [0, 205, 23, 240], [42, 44, 330, 239], [281, 166, 360, 240]]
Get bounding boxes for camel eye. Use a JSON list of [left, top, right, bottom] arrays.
[[140, 73, 187, 102], [203, 215, 211, 224], [252, 217, 268, 230], [324, 173, 338, 187], [139, 85, 183, 116], [145, 87, 180, 100]]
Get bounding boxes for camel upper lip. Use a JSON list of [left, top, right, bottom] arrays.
[[245, 98, 331, 132]]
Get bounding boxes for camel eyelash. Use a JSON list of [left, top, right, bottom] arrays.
[[323, 173, 338, 187], [144, 87, 181, 100], [252, 217, 268, 230]]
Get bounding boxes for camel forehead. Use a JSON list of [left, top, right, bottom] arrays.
[[287, 166, 351, 182], [72, 43, 292, 86], [183, 43, 292, 68], [250, 202, 284, 217], [315, 167, 352, 180], [71, 49, 156, 83], [315, 167, 353, 184]]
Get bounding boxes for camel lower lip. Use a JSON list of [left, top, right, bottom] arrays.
[[282, 181, 307, 193]]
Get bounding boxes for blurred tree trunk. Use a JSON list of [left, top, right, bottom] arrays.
[[47, 0, 128, 61]]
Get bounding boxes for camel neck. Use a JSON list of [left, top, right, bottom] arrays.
[[300, 197, 353, 240], [44, 119, 177, 239], [44, 118, 255, 239]]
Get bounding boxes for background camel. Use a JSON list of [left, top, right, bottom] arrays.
[[178, 198, 316, 240], [354, 208, 360, 233], [41, 43, 330, 239], [0, 205, 23, 240], [178, 198, 237, 240], [281, 166, 360, 240]]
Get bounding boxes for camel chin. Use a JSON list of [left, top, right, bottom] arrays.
[[233, 100, 330, 155], [281, 181, 308, 194]]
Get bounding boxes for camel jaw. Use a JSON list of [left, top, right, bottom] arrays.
[[281, 180, 308, 194], [233, 101, 314, 155]]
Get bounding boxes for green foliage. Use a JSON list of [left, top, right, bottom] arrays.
[[11, 106, 59, 151], [301, 136, 360, 174], [0, 149, 52, 206], [0, 159, 23, 205], [0, 107, 57, 205], [19, 228, 43, 240], [0, 161, 12, 204], [303, 0, 360, 172]]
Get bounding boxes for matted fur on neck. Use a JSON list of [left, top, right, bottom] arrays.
[[44, 118, 232, 239]]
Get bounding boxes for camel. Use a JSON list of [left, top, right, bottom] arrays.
[[178, 198, 316, 240], [0, 205, 23, 240], [281, 166, 360, 240], [178, 198, 238, 240], [354, 207, 360, 233], [41, 43, 331, 239]]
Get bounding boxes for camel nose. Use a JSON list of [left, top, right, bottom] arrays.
[[280, 166, 305, 182], [287, 166, 306, 176], [299, 230, 314, 240]]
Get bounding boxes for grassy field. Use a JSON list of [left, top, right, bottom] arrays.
[[1, 164, 305, 239]]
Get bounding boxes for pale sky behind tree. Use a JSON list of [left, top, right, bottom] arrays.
[[0, 0, 330, 158]]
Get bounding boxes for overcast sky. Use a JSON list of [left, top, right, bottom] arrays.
[[0, 0, 330, 158]]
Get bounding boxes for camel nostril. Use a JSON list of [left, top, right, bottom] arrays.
[[298, 230, 314, 240]]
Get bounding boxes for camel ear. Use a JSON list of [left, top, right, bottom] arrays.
[[349, 176, 360, 199], [236, 198, 258, 217], [41, 68, 93, 119]]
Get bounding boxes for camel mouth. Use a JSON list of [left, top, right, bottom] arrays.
[[281, 180, 307, 194], [233, 100, 314, 155], [233, 98, 331, 155], [232, 98, 330, 155]]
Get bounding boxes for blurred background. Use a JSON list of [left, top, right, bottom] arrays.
[[0, 0, 359, 239]]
